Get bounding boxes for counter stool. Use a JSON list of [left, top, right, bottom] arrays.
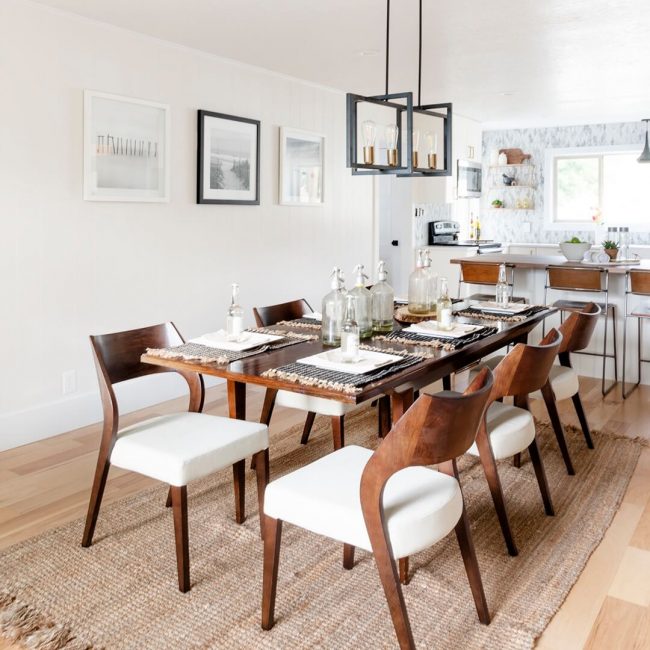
[[623, 270, 650, 398], [458, 261, 527, 303], [543, 265, 617, 396]]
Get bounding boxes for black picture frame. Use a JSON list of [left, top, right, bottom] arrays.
[[197, 109, 260, 205]]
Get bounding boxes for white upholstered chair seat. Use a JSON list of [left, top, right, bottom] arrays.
[[467, 401, 535, 460], [111, 412, 269, 486], [264, 445, 462, 559], [530, 365, 580, 402], [275, 389, 358, 417]]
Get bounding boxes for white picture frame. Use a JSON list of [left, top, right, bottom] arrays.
[[279, 127, 324, 206], [83, 90, 170, 202]]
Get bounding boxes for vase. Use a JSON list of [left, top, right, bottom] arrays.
[[498, 152, 508, 166], [604, 248, 618, 261]]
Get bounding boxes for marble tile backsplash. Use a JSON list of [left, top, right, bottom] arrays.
[[481, 122, 650, 245]]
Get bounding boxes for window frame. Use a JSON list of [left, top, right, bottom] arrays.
[[544, 144, 642, 231]]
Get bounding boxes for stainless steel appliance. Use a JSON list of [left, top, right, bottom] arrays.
[[428, 220, 460, 244], [457, 159, 482, 198]]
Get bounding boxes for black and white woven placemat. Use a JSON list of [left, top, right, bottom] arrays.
[[453, 305, 548, 322], [261, 348, 423, 395], [377, 326, 498, 351], [146, 329, 317, 365], [277, 317, 322, 330]]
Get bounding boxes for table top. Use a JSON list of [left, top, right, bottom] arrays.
[[141, 306, 554, 404], [450, 253, 650, 274]]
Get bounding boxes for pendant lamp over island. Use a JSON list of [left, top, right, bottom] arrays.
[[346, 0, 452, 177], [638, 118, 650, 163]]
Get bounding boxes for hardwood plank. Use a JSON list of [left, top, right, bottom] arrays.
[[630, 497, 650, 551], [608, 547, 650, 607], [584, 597, 650, 650]]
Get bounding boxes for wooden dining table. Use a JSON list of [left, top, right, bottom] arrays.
[[141, 304, 555, 426]]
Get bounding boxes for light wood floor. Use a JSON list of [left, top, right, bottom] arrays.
[[1, 377, 649, 649]]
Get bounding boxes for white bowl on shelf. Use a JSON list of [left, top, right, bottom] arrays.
[[559, 241, 591, 261]]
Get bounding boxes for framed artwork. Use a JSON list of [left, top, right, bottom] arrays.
[[197, 110, 260, 205], [279, 127, 324, 205], [83, 90, 170, 202]]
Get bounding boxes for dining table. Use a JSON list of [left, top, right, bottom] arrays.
[[140, 301, 556, 426]]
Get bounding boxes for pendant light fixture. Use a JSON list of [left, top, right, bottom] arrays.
[[638, 119, 650, 163], [346, 0, 452, 177]]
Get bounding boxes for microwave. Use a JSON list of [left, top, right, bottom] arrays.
[[457, 159, 482, 198]]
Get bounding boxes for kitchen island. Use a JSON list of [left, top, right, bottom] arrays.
[[450, 252, 650, 387]]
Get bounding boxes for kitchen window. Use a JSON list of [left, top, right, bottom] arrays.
[[545, 146, 650, 230]]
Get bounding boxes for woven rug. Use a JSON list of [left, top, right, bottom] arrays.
[[0, 409, 643, 650]]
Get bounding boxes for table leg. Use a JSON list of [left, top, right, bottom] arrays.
[[390, 388, 414, 424], [227, 380, 247, 420]]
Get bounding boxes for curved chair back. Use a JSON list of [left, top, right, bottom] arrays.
[[558, 302, 601, 354], [253, 298, 313, 327], [490, 328, 563, 400], [90, 323, 204, 442]]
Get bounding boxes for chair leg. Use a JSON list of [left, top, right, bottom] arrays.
[[512, 453, 521, 468], [541, 382, 575, 475], [252, 389, 277, 471], [602, 305, 618, 396], [300, 412, 317, 445], [332, 415, 345, 450], [171, 485, 190, 593], [165, 487, 172, 508], [261, 516, 283, 631], [475, 421, 518, 556], [378, 396, 391, 438], [528, 438, 554, 516], [454, 504, 491, 625], [233, 459, 246, 524], [343, 543, 355, 570], [399, 557, 410, 585], [254, 449, 270, 540], [81, 450, 111, 547], [571, 392, 595, 449]]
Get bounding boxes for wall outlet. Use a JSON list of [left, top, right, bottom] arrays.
[[62, 370, 76, 395]]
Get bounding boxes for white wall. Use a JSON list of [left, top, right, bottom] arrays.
[[0, 0, 374, 450]]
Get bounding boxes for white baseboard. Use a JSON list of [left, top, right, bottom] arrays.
[[0, 374, 224, 452]]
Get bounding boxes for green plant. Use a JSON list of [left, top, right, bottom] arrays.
[[564, 237, 585, 244], [601, 240, 619, 250], [491, 199, 504, 208]]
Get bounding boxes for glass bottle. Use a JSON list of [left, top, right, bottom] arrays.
[[495, 263, 510, 307], [340, 294, 360, 362], [423, 250, 439, 306], [370, 260, 395, 333], [437, 277, 453, 331], [226, 283, 244, 339], [619, 226, 630, 260], [408, 249, 434, 314], [321, 267, 346, 346], [349, 264, 373, 339]]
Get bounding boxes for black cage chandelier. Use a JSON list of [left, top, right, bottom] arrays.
[[346, 0, 452, 177]]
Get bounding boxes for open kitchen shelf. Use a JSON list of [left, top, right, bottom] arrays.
[[487, 208, 535, 212], [489, 163, 536, 169], [488, 185, 536, 190]]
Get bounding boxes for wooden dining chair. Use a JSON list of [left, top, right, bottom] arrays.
[[253, 298, 390, 451], [82, 323, 270, 592], [458, 261, 527, 303], [543, 265, 617, 396], [261, 369, 494, 649], [466, 329, 562, 556]]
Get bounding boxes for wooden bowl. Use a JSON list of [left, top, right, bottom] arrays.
[[394, 305, 437, 324]]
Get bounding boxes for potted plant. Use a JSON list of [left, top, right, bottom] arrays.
[[491, 199, 504, 209], [601, 240, 619, 261]]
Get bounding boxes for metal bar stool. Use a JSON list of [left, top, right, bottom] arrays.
[[622, 269, 650, 399], [457, 261, 527, 303], [543, 265, 617, 396]]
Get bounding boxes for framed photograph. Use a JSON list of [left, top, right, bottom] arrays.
[[197, 110, 260, 205], [279, 127, 324, 205], [83, 90, 170, 202]]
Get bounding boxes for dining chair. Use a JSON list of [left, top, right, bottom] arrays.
[[481, 304, 601, 476], [466, 329, 562, 556], [82, 322, 270, 593], [622, 270, 650, 398], [261, 368, 494, 649], [457, 261, 527, 303], [543, 265, 617, 396], [253, 298, 390, 451]]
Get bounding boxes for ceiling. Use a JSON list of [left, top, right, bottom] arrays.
[[35, 0, 650, 129]]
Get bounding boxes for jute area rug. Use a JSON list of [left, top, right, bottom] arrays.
[[0, 408, 643, 650]]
